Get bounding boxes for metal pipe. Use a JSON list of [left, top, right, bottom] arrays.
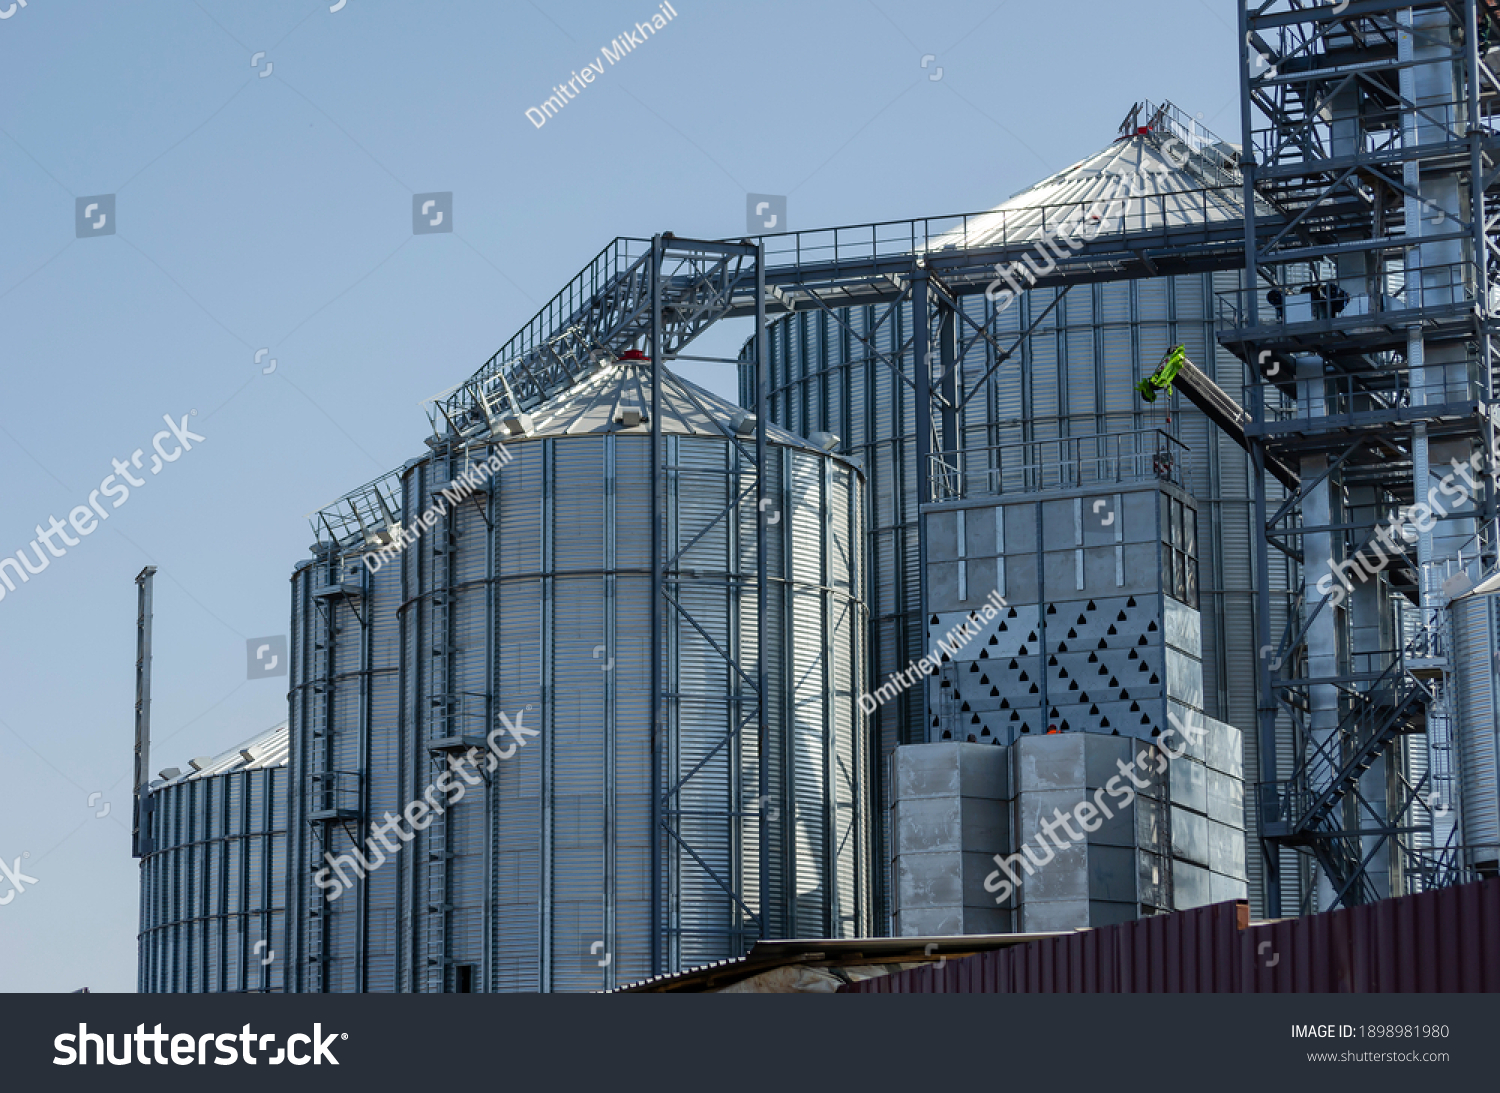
[[756, 243, 771, 940], [1465, 0, 1500, 568], [132, 565, 157, 862], [1241, 0, 1280, 919], [1238, 0, 1259, 331], [484, 444, 497, 992], [650, 235, 664, 974], [913, 272, 934, 747]]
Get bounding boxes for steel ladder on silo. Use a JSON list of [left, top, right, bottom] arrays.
[[425, 447, 459, 993], [306, 555, 346, 992], [308, 585, 334, 992]]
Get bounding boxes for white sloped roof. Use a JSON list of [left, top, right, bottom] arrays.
[[925, 125, 1273, 254], [518, 362, 816, 450], [155, 721, 288, 789]]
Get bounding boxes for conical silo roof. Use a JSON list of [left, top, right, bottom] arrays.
[[154, 721, 289, 788], [518, 360, 830, 453], [926, 104, 1276, 253]]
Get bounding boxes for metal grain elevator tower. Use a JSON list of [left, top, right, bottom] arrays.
[[1224, 0, 1500, 914]]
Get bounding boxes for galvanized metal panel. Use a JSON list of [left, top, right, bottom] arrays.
[[494, 573, 544, 992], [1031, 335, 1059, 423], [554, 437, 605, 572], [1455, 592, 1500, 852], [1063, 328, 1096, 418]]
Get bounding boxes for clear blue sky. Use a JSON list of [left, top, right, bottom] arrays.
[[0, 0, 1239, 992]]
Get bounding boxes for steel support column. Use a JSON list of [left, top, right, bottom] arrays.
[[754, 244, 771, 941], [649, 236, 664, 974]]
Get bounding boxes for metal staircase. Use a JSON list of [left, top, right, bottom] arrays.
[[1265, 655, 1433, 906], [427, 238, 761, 443]]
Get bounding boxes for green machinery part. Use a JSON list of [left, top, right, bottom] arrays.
[[1135, 344, 1188, 403]]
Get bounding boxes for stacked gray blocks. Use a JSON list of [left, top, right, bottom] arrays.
[[1009, 733, 1170, 930], [1162, 592, 1248, 907], [891, 743, 1012, 935], [1164, 706, 1249, 908], [892, 727, 1247, 934]]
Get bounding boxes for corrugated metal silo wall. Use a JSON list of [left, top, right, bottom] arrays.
[[397, 448, 491, 994], [479, 431, 867, 988], [744, 271, 1290, 922], [286, 544, 398, 993], [366, 527, 402, 991], [1455, 592, 1500, 854], [138, 766, 286, 992], [288, 429, 868, 992]]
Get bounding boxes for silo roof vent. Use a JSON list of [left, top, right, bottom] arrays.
[[502, 414, 535, 438]]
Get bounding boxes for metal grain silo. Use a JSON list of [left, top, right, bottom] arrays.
[[1452, 574, 1500, 871], [137, 723, 288, 992], [741, 111, 1277, 923], [286, 476, 403, 995], [289, 361, 870, 992]]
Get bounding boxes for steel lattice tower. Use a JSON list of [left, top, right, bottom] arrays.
[[1224, 0, 1500, 915]]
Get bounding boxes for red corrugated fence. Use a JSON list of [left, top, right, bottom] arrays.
[[841, 878, 1500, 992]]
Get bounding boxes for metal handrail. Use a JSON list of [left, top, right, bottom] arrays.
[[1242, 368, 1484, 426], [1216, 259, 1491, 332], [309, 770, 361, 816], [447, 179, 1251, 426], [1246, 93, 1497, 165], [1405, 833, 1492, 893], [929, 429, 1191, 501], [747, 184, 1248, 276], [451, 237, 651, 398]]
